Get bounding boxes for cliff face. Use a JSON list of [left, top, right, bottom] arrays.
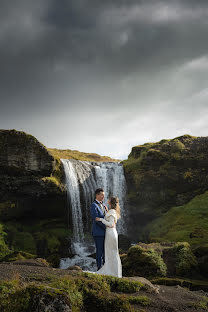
[[0, 129, 67, 221], [123, 135, 208, 241], [0, 129, 122, 265], [0, 129, 70, 264], [0, 129, 54, 176]]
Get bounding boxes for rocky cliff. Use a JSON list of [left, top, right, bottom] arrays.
[[0, 129, 120, 265], [122, 134, 208, 243], [0, 129, 66, 221], [0, 129, 69, 264]]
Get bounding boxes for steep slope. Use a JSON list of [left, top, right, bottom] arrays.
[[123, 134, 208, 241], [142, 190, 208, 247]]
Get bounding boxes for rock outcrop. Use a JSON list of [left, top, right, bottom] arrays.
[[0, 129, 55, 176], [0, 129, 66, 221], [0, 129, 69, 264], [122, 134, 208, 241]]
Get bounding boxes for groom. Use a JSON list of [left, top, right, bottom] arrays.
[[90, 188, 109, 270]]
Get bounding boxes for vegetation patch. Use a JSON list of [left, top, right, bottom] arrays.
[[48, 147, 120, 162], [121, 245, 167, 278], [144, 191, 208, 247], [0, 271, 150, 312], [150, 277, 208, 291]]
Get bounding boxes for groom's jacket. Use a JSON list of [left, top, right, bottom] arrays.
[[90, 200, 106, 236]]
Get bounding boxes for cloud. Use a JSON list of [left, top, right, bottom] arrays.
[[0, 0, 208, 158]]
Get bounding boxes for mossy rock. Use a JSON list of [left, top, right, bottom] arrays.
[[1, 251, 37, 262], [171, 242, 198, 277], [121, 245, 167, 278], [0, 223, 11, 259], [82, 272, 145, 293], [79, 273, 149, 311], [0, 272, 151, 312], [150, 277, 208, 291], [0, 282, 72, 312], [83, 290, 133, 312], [1, 219, 71, 268], [6, 228, 36, 255], [192, 245, 208, 276], [0, 129, 55, 176], [122, 134, 208, 241]]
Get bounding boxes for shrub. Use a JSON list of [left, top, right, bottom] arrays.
[[121, 245, 167, 278]]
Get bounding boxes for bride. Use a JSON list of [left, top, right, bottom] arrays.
[[84, 196, 122, 278]]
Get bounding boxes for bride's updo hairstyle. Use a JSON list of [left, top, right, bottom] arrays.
[[109, 196, 121, 219]]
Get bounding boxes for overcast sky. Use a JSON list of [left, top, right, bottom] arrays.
[[1, 0, 208, 159]]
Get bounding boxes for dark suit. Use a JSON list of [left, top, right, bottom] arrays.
[[90, 200, 106, 269]]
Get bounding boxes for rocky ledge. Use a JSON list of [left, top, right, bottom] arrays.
[[0, 261, 207, 312]]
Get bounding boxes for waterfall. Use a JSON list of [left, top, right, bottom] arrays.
[[59, 159, 127, 270]]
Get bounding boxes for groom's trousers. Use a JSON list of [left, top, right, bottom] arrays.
[[93, 236, 105, 270]]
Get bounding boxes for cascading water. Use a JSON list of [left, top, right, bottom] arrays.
[[59, 159, 127, 270]]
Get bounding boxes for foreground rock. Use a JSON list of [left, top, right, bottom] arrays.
[[121, 242, 207, 282], [0, 262, 207, 312]]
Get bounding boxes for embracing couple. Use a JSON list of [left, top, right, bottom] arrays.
[[89, 188, 122, 278]]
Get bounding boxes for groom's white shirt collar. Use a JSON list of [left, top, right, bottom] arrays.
[[95, 199, 103, 205], [95, 199, 106, 213]]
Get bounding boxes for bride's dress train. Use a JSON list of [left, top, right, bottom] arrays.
[[84, 209, 122, 278]]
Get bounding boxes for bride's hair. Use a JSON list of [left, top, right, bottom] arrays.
[[109, 196, 121, 219]]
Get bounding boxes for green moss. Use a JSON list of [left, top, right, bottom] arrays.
[[82, 288, 133, 312], [0, 281, 71, 312], [0, 223, 11, 259], [1, 251, 36, 262], [103, 275, 144, 293], [144, 190, 208, 246], [121, 245, 167, 278], [0, 272, 151, 312], [171, 242, 198, 276], [47, 275, 84, 310], [35, 231, 60, 254], [173, 134, 197, 140], [48, 147, 120, 162], [41, 176, 62, 188], [123, 150, 148, 172], [1, 218, 71, 266], [110, 277, 144, 293], [78, 273, 149, 311], [190, 295, 208, 310], [50, 155, 65, 184], [150, 277, 208, 291], [171, 139, 185, 152], [128, 295, 151, 305], [9, 231, 36, 254]]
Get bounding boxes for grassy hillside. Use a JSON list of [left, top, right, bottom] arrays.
[[121, 134, 208, 240], [48, 148, 120, 162], [142, 190, 208, 247]]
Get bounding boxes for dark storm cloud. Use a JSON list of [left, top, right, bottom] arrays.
[[1, 0, 208, 93], [1, 0, 208, 158]]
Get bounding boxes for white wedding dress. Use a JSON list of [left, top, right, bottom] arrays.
[[84, 209, 122, 278]]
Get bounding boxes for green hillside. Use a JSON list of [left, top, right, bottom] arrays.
[[143, 190, 208, 247], [48, 148, 120, 162]]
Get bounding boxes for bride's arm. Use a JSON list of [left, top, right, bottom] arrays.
[[97, 215, 115, 227]]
